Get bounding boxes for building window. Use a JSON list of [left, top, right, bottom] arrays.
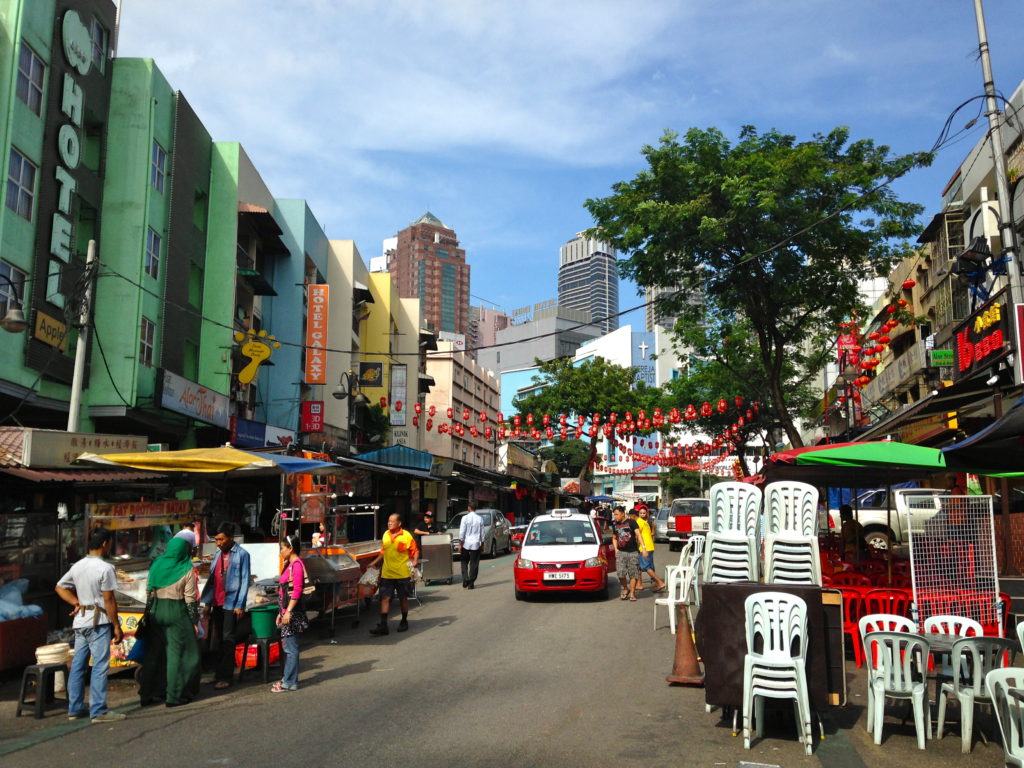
[[16, 42, 45, 115], [90, 18, 108, 73], [145, 227, 161, 279], [140, 316, 156, 367], [0, 262, 26, 318], [6, 148, 36, 220], [151, 141, 167, 193]]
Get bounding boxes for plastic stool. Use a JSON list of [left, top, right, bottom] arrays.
[[16, 662, 69, 718], [237, 637, 282, 683]]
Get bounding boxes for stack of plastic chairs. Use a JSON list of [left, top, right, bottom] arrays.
[[763, 481, 821, 586], [702, 482, 761, 584]]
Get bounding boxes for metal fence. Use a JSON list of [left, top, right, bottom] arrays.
[[907, 494, 1001, 635]]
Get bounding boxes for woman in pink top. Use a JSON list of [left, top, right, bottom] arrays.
[[272, 534, 309, 692]]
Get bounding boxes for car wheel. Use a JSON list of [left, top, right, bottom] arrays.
[[489, 539, 497, 558], [515, 589, 527, 601], [864, 528, 892, 552]]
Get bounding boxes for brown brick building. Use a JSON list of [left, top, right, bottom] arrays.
[[385, 212, 470, 335]]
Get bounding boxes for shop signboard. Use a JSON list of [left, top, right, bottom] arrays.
[[952, 289, 1014, 382], [429, 457, 454, 477], [304, 284, 329, 384], [231, 417, 267, 448], [265, 424, 295, 448], [160, 370, 230, 428], [300, 401, 325, 433], [22, 430, 148, 467], [390, 364, 407, 426], [928, 348, 955, 367], [87, 499, 206, 531], [359, 361, 384, 388]]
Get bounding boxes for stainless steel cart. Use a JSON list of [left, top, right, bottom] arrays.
[[421, 534, 453, 584]]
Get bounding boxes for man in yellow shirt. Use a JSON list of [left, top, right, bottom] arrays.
[[367, 513, 419, 636], [632, 507, 666, 593]]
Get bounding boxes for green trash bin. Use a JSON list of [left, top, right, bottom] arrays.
[[249, 606, 279, 639]]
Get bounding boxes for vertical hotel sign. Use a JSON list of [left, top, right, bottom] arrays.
[[305, 285, 329, 383]]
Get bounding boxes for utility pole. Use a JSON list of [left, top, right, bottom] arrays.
[[973, 0, 1024, 317], [67, 240, 97, 432]]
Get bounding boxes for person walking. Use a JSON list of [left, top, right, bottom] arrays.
[[611, 506, 644, 601], [458, 502, 485, 589], [54, 527, 126, 723], [633, 507, 667, 593], [272, 534, 309, 692], [367, 514, 419, 636], [139, 537, 201, 707], [199, 522, 252, 689]]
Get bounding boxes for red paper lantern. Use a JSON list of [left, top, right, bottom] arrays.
[[479, 411, 488, 422], [379, 397, 388, 409], [497, 411, 504, 423], [395, 401, 403, 412], [545, 427, 554, 439], [484, 426, 492, 439], [426, 418, 433, 430], [734, 396, 744, 409], [412, 415, 419, 426], [542, 413, 550, 426], [498, 427, 506, 439], [462, 408, 471, 421], [700, 402, 712, 418], [471, 425, 479, 437], [716, 398, 728, 414], [902, 279, 916, 289], [447, 407, 454, 419], [746, 409, 753, 420], [414, 403, 422, 415], [886, 305, 896, 314], [428, 405, 436, 417], [526, 414, 534, 426]]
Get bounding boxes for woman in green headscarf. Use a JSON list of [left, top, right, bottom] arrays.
[[139, 536, 201, 707]]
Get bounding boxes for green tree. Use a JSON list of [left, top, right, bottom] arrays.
[[513, 357, 660, 483], [586, 126, 928, 447], [537, 439, 592, 477]]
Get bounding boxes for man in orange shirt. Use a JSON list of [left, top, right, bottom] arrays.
[[366, 514, 419, 636]]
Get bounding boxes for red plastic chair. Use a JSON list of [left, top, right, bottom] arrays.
[[864, 588, 913, 620], [840, 587, 868, 667], [832, 572, 871, 588]]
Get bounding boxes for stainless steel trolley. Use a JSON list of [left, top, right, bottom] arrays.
[[420, 533, 454, 584]]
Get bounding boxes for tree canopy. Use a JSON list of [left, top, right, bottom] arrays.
[[586, 126, 929, 447]]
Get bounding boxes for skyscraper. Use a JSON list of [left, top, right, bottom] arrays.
[[557, 233, 618, 333], [385, 212, 470, 335]]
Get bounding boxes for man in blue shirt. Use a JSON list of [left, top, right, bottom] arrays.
[[200, 522, 251, 689], [458, 503, 485, 589]]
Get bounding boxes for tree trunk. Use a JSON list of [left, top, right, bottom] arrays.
[[769, 375, 804, 449]]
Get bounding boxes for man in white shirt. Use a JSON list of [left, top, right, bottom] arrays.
[[458, 503, 486, 589], [55, 527, 126, 723]]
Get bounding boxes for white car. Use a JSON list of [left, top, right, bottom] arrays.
[[512, 508, 613, 600]]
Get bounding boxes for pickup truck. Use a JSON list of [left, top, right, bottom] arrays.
[[827, 488, 948, 550]]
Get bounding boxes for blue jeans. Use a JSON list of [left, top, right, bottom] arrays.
[[281, 634, 299, 690], [68, 624, 113, 718]]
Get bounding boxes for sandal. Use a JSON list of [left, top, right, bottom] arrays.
[[653, 586, 667, 594], [213, 681, 232, 690], [620, 590, 629, 600], [628, 596, 637, 601], [270, 682, 290, 693]]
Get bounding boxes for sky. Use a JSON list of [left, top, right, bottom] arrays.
[[115, 1, 1024, 330]]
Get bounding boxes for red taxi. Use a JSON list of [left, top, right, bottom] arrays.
[[513, 509, 614, 600]]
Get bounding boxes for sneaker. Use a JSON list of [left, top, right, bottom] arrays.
[[68, 712, 89, 721], [397, 619, 409, 632], [369, 624, 389, 636], [91, 711, 126, 723]]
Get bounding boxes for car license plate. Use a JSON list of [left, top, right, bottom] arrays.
[[543, 571, 573, 581]]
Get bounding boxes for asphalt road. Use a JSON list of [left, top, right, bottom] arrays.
[[4, 554, 1010, 767]]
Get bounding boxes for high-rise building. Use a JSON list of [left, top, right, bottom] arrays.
[[557, 233, 618, 333], [644, 285, 683, 331], [468, 305, 510, 354], [385, 212, 470, 335]]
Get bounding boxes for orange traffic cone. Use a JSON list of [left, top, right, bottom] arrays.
[[666, 605, 704, 686]]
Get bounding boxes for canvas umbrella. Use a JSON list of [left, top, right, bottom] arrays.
[[76, 445, 338, 475]]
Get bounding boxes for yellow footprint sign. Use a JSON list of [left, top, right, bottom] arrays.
[[235, 328, 281, 385]]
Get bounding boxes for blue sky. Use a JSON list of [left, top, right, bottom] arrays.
[[116, 1, 1024, 329]]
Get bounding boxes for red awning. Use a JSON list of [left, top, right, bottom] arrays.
[[0, 467, 168, 483]]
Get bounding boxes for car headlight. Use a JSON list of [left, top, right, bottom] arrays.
[[517, 558, 535, 569], [583, 557, 604, 568]]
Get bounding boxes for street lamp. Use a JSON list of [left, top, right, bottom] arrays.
[[0, 273, 28, 334], [333, 370, 370, 446]]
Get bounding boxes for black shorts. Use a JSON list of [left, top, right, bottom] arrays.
[[378, 577, 412, 599]]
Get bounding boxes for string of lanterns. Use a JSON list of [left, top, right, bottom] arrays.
[[837, 280, 916, 390]]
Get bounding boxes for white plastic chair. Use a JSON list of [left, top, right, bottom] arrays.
[[859, 613, 915, 653], [763, 535, 821, 585], [703, 532, 759, 583], [709, 482, 762, 535], [924, 615, 983, 637], [764, 481, 818, 536], [653, 567, 688, 634], [665, 534, 704, 586], [1017, 620, 1024, 654], [742, 591, 813, 755], [864, 631, 931, 750], [986, 667, 1024, 767], [937, 636, 1015, 753]]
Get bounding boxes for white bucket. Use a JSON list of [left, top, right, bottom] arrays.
[[36, 643, 71, 692]]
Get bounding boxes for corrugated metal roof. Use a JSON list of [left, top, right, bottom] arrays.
[[0, 467, 168, 483], [0, 427, 25, 467]]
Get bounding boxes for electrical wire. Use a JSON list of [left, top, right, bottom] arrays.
[[90, 320, 134, 408]]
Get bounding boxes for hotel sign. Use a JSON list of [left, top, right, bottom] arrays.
[[160, 369, 230, 428], [304, 284, 329, 384], [952, 290, 1014, 382]]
